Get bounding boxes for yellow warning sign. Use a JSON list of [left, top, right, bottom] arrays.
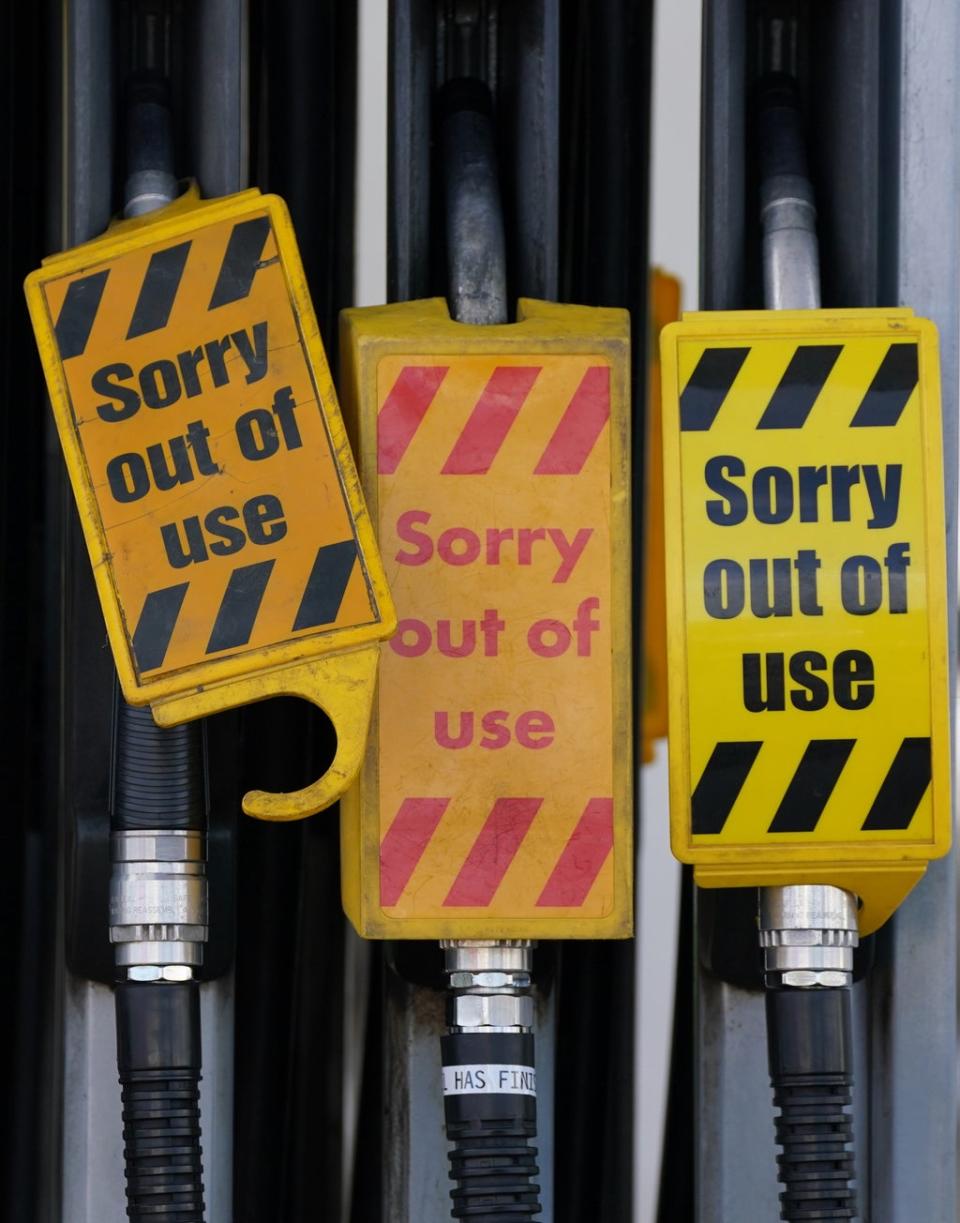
[[661, 309, 951, 933], [339, 298, 632, 939], [25, 187, 395, 820]]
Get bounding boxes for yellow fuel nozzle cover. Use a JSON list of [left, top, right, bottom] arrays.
[[25, 185, 396, 821], [661, 309, 951, 935], [339, 298, 632, 940]]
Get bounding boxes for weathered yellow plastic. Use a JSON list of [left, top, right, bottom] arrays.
[[641, 270, 681, 762], [340, 298, 633, 939], [661, 309, 951, 934], [25, 185, 395, 820]]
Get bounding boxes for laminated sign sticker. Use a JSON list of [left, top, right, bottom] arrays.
[[661, 310, 951, 871], [340, 299, 632, 938], [26, 190, 393, 717]]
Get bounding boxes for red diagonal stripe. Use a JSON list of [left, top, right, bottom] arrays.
[[444, 798, 542, 906], [534, 366, 610, 474], [536, 798, 614, 906], [380, 797, 450, 906], [378, 366, 449, 474], [441, 367, 541, 474]]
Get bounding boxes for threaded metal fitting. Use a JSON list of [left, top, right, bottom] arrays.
[[110, 830, 208, 976], [442, 939, 535, 1032], [759, 885, 858, 988]]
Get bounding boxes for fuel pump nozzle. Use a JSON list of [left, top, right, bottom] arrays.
[[437, 72, 542, 1221], [757, 63, 860, 1223], [108, 44, 208, 1222]]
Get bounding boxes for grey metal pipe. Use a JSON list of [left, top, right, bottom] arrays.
[[759, 73, 820, 311], [757, 63, 860, 1223], [440, 77, 508, 324]]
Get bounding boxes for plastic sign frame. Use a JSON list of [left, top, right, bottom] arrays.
[[26, 187, 396, 819], [661, 308, 951, 934], [340, 298, 633, 940]]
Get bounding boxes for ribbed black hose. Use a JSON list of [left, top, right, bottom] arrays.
[[112, 697, 206, 1220], [442, 1032, 541, 1221], [112, 701, 205, 832], [766, 989, 858, 1221], [116, 980, 204, 1222]]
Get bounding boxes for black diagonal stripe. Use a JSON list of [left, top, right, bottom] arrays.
[[208, 216, 271, 309], [54, 270, 110, 359], [768, 739, 855, 833], [132, 582, 189, 673], [850, 343, 919, 427], [206, 560, 275, 654], [861, 737, 932, 830], [293, 540, 358, 631], [691, 741, 762, 835], [126, 241, 192, 339], [679, 347, 750, 432], [757, 345, 843, 429]]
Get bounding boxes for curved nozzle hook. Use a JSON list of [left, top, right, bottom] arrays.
[[151, 647, 381, 821]]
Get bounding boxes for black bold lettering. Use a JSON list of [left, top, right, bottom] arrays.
[[106, 453, 150, 503], [704, 456, 748, 525], [204, 505, 246, 556], [841, 555, 883, 614], [272, 385, 302, 449], [703, 558, 745, 619], [742, 652, 786, 712], [749, 557, 793, 617], [834, 650, 875, 710], [794, 549, 823, 615], [798, 466, 828, 522], [185, 421, 218, 475], [789, 651, 829, 711], [864, 464, 902, 529], [243, 494, 287, 545], [139, 359, 182, 409], [204, 336, 233, 387], [884, 542, 911, 613], [161, 517, 208, 568], [830, 465, 860, 522], [201, 503, 245, 557], [93, 363, 141, 422], [752, 466, 794, 524], [147, 437, 195, 492], [176, 347, 207, 397], [235, 408, 279, 461], [231, 322, 269, 384]]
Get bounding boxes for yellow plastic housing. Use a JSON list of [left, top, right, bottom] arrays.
[[660, 308, 951, 934], [25, 186, 396, 820], [340, 298, 633, 939]]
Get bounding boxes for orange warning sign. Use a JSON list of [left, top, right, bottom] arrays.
[[641, 270, 681, 761], [340, 299, 632, 939], [26, 188, 394, 713]]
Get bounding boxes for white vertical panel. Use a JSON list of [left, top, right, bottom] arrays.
[[637, 2, 702, 1220], [355, 0, 389, 307]]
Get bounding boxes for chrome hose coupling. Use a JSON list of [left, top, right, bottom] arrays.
[[442, 939, 535, 1032], [759, 884, 859, 989], [110, 829, 208, 981]]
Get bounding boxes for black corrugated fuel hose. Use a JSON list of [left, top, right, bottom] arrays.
[[767, 988, 857, 1220], [112, 700, 207, 1223]]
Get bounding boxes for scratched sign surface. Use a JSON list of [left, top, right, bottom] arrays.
[[661, 310, 951, 869], [339, 298, 633, 938], [27, 192, 390, 707]]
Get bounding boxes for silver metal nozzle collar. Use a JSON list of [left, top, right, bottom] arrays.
[[759, 884, 858, 988], [110, 829, 208, 977], [442, 939, 535, 1032]]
